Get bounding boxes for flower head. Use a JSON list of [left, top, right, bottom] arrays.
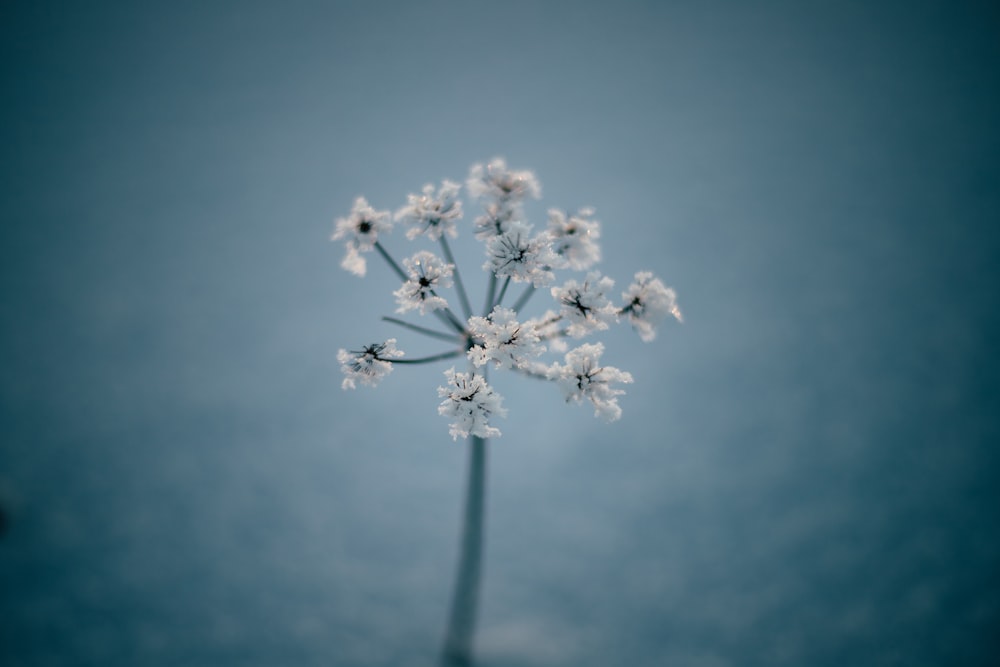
[[438, 368, 507, 440], [550, 271, 618, 338], [332, 197, 392, 276], [548, 207, 601, 270], [621, 271, 683, 342], [396, 180, 463, 241], [467, 306, 544, 369], [484, 222, 558, 287], [550, 342, 633, 421], [394, 251, 455, 315], [466, 158, 541, 205], [337, 339, 404, 390]]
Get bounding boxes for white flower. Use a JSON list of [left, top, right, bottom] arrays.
[[331, 196, 392, 276], [550, 271, 618, 338], [437, 368, 507, 440], [393, 251, 454, 315], [621, 271, 683, 342], [548, 207, 601, 270], [472, 202, 518, 240], [550, 342, 633, 421], [484, 222, 558, 287], [466, 158, 541, 205], [467, 306, 544, 369], [396, 180, 463, 241], [337, 339, 404, 390]]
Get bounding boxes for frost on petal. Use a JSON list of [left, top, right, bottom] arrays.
[[393, 250, 454, 315], [396, 180, 463, 241], [550, 342, 633, 421], [467, 306, 544, 369], [337, 339, 404, 390], [483, 222, 558, 287], [331, 196, 392, 275], [621, 271, 682, 342], [550, 271, 618, 337], [466, 158, 541, 204], [437, 368, 507, 440], [548, 207, 602, 270]]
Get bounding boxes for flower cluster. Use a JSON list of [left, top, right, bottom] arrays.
[[334, 159, 681, 440]]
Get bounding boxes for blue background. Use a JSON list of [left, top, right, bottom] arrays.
[[2, 1, 999, 665]]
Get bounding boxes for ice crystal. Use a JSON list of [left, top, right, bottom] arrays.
[[548, 207, 601, 270], [331, 196, 392, 277], [438, 368, 507, 440], [467, 306, 544, 370], [550, 342, 633, 421], [551, 271, 618, 338], [394, 251, 454, 315], [483, 222, 558, 287], [621, 271, 683, 342], [337, 339, 404, 390], [396, 180, 464, 241]]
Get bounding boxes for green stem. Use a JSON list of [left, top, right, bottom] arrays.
[[492, 276, 511, 311], [442, 435, 487, 666], [440, 235, 473, 320], [382, 317, 462, 344], [394, 350, 463, 365], [511, 284, 536, 314]]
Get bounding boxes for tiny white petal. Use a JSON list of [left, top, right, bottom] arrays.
[[483, 222, 558, 287], [550, 271, 618, 337], [338, 339, 404, 390], [396, 180, 463, 241], [549, 342, 633, 421], [437, 368, 507, 440], [467, 306, 544, 369], [331, 197, 392, 276], [622, 271, 682, 342], [548, 207, 602, 270], [393, 251, 455, 315]]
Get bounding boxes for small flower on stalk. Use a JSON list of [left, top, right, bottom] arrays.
[[551, 271, 618, 338], [550, 342, 633, 421], [331, 197, 392, 276], [337, 339, 404, 390], [621, 271, 683, 342], [394, 251, 455, 315], [467, 306, 544, 369], [484, 222, 558, 287], [396, 180, 464, 240], [548, 207, 601, 270], [438, 368, 507, 440], [466, 158, 541, 206]]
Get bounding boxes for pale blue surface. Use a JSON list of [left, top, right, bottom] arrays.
[[2, 1, 999, 665]]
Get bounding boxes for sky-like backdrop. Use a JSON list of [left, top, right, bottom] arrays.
[[2, 1, 999, 665]]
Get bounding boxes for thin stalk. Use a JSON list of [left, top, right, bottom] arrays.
[[382, 317, 462, 344], [373, 241, 408, 282], [511, 284, 536, 314], [492, 276, 511, 311], [393, 350, 463, 365], [440, 235, 473, 320], [483, 273, 497, 317], [441, 435, 487, 666]]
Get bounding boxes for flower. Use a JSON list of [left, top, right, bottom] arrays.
[[550, 342, 633, 421], [337, 339, 404, 390], [550, 271, 618, 337], [467, 306, 544, 369], [621, 271, 683, 342], [438, 368, 507, 440], [548, 207, 601, 270], [483, 222, 558, 287], [332, 196, 393, 276], [466, 158, 541, 205], [396, 180, 463, 241], [394, 251, 455, 315]]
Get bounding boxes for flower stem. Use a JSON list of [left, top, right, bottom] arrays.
[[376, 241, 466, 334], [382, 317, 462, 343], [441, 434, 488, 667], [373, 240, 408, 282], [483, 273, 497, 317], [440, 235, 473, 320], [393, 350, 463, 365], [511, 284, 536, 314], [492, 276, 511, 311]]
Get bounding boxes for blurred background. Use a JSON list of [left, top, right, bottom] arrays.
[[2, 1, 998, 665]]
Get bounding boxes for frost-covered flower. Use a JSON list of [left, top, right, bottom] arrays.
[[396, 180, 463, 240], [621, 271, 683, 342], [332, 196, 392, 276], [394, 251, 455, 315], [550, 342, 633, 421], [484, 222, 558, 287], [337, 339, 404, 390], [467, 306, 544, 369], [438, 368, 507, 440], [548, 207, 601, 270], [466, 158, 541, 205], [550, 271, 618, 338]]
